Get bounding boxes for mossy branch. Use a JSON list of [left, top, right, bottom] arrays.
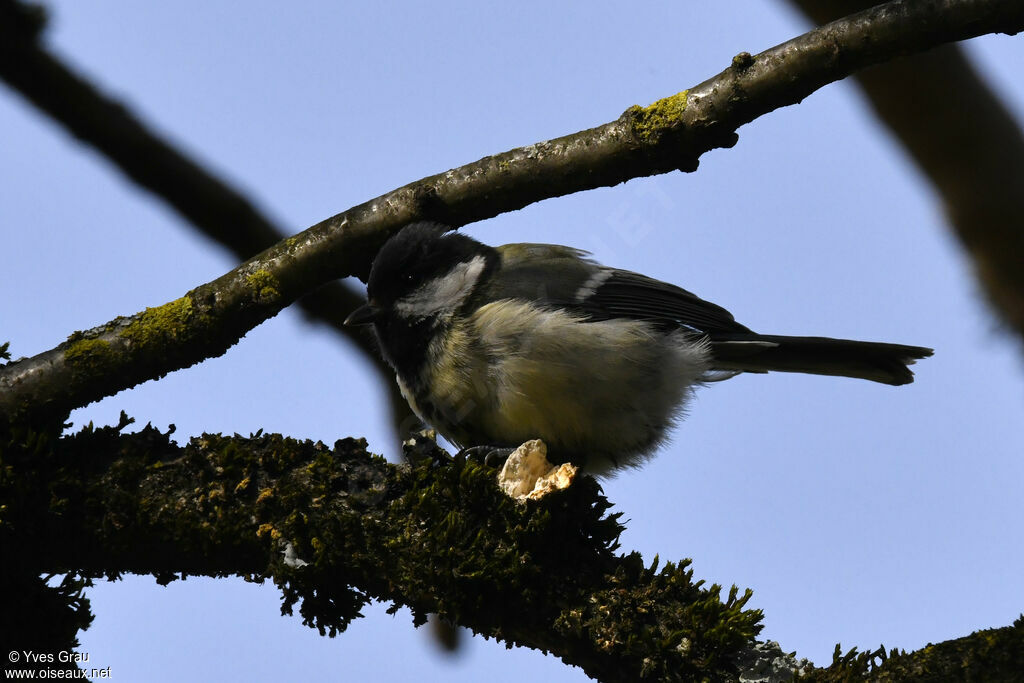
[[4, 419, 1022, 681], [1, 419, 762, 682], [798, 619, 1024, 682], [1, 0, 1021, 423]]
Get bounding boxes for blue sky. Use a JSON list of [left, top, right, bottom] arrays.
[[2, 2, 1022, 680]]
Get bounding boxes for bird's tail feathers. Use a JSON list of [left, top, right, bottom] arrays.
[[708, 334, 933, 386]]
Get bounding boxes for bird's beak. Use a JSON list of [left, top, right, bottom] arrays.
[[344, 302, 379, 326]]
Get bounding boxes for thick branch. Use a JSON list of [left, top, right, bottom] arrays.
[[2, 421, 761, 682], [789, 0, 1024, 345], [2, 0, 1022, 421], [4, 420, 1021, 681]]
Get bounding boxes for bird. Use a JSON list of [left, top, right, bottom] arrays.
[[346, 222, 932, 474]]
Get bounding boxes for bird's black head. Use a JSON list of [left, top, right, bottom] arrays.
[[363, 222, 496, 323], [347, 222, 496, 380]]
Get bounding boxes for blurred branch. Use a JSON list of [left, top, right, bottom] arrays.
[[788, 0, 1024, 347], [0, 0, 366, 340], [1, 0, 1022, 423], [0, 0, 413, 430]]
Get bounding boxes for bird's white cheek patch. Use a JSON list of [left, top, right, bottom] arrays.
[[394, 255, 487, 319]]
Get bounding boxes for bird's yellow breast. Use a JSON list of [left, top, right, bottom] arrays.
[[412, 300, 710, 472]]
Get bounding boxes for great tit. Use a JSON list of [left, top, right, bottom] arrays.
[[346, 222, 932, 474]]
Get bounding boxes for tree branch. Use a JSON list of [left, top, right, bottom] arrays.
[[4, 419, 1021, 681], [788, 0, 1024, 346], [2, 420, 762, 682], [798, 619, 1024, 681], [2, 0, 1021, 423]]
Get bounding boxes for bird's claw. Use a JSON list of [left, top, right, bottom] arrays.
[[458, 445, 516, 469]]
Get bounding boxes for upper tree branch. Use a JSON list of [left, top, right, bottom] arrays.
[[789, 0, 1024, 346], [1, 0, 1021, 422]]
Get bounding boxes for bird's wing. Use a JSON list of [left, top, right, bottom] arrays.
[[578, 269, 753, 334], [486, 243, 602, 304], [490, 244, 751, 335]]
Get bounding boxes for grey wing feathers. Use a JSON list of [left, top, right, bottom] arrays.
[[487, 243, 603, 306], [492, 244, 751, 333]]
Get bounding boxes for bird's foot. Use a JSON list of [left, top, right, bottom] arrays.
[[458, 445, 516, 469]]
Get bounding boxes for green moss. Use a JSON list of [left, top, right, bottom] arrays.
[[628, 90, 689, 143], [63, 337, 117, 373], [207, 483, 226, 502], [731, 51, 754, 69], [120, 296, 194, 348], [245, 270, 281, 304], [257, 523, 280, 540]]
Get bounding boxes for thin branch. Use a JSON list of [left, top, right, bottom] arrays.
[[788, 0, 1024, 345], [1, 0, 1022, 422], [797, 619, 1024, 681]]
